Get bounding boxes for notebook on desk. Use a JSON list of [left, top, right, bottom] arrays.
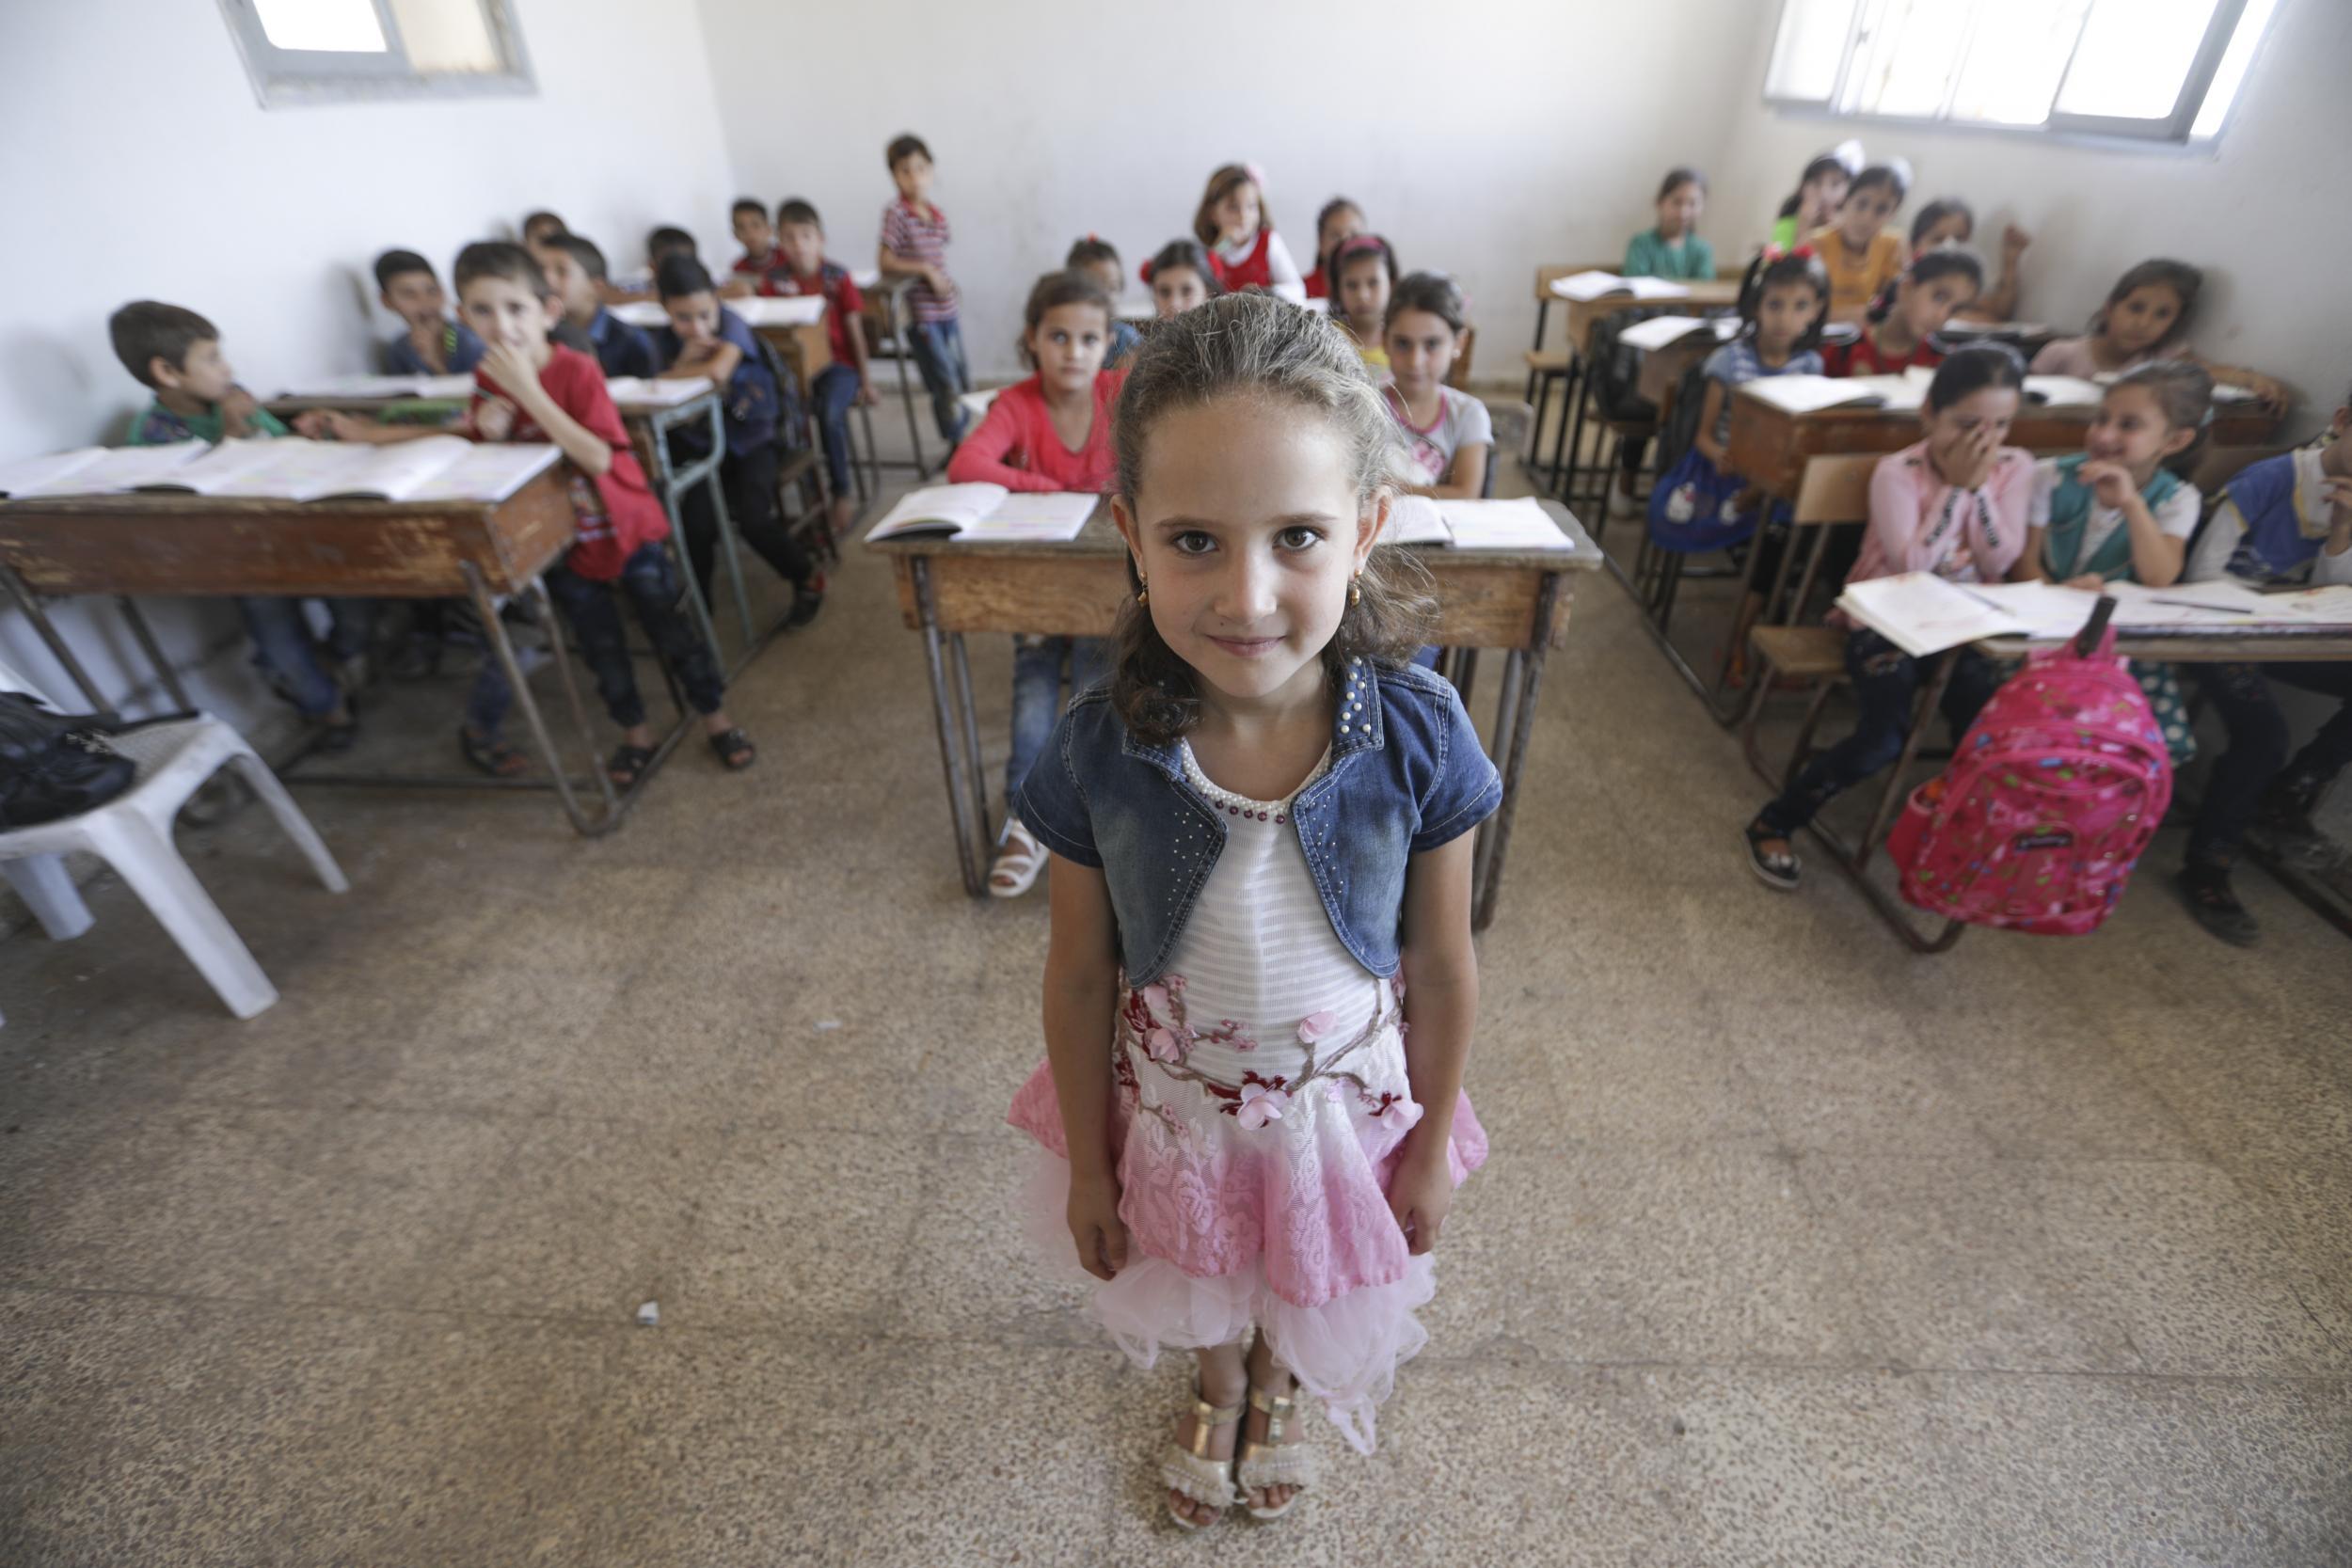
[[1549, 271, 1692, 304], [604, 376, 713, 409], [277, 372, 475, 401], [0, 441, 208, 498], [1388, 497, 1577, 551], [136, 436, 560, 503]]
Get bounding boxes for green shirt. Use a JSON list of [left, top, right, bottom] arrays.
[[1623, 229, 1716, 281], [128, 396, 290, 446]]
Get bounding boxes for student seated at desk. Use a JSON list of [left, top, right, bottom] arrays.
[[1624, 167, 1715, 282], [770, 199, 879, 539], [724, 197, 784, 299], [521, 211, 568, 248], [1066, 237, 1141, 366], [1380, 272, 1489, 500], [2172, 385, 2352, 945], [532, 233, 658, 379], [1822, 246, 1980, 377], [945, 269, 1127, 899], [601, 225, 696, 304], [2031, 260, 2286, 414], [108, 301, 371, 751], [1808, 159, 1910, 325], [374, 250, 485, 377], [1769, 141, 1861, 252], [2021, 362, 2214, 769], [652, 255, 826, 630], [1331, 236, 1399, 377], [1904, 198, 2028, 324], [1742, 345, 2033, 891], [878, 133, 971, 445], [1144, 239, 1222, 319], [1304, 196, 1364, 301], [1195, 161, 1302, 294]]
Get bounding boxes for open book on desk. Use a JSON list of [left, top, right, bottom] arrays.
[[135, 436, 560, 503], [1388, 496, 1578, 551], [1549, 271, 1691, 304], [866, 483, 1097, 544], [614, 296, 825, 330], [1840, 574, 2352, 657], [0, 441, 210, 498], [1618, 314, 1739, 353], [277, 372, 476, 401], [604, 376, 713, 409]]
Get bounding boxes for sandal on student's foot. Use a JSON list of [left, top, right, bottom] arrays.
[[457, 725, 528, 778], [1161, 1382, 1243, 1532], [2177, 865, 2261, 947], [989, 817, 1047, 898], [1744, 817, 1801, 891], [1236, 1380, 1318, 1522], [707, 727, 756, 771], [606, 742, 656, 789]]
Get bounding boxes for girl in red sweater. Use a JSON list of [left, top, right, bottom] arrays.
[[948, 269, 1129, 897]]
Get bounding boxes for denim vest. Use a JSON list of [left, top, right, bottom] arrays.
[[1015, 657, 1502, 986]]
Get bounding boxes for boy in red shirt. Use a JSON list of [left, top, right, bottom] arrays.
[[770, 198, 878, 536], [724, 198, 785, 300]]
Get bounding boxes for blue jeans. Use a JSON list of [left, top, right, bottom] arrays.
[[467, 544, 724, 737], [906, 318, 970, 443], [811, 363, 860, 496], [1008, 635, 1108, 815], [236, 595, 374, 719], [1757, 629, 2002, 836]]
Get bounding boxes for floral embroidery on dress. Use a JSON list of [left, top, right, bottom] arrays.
[[1118, 970, 1396, 1128]]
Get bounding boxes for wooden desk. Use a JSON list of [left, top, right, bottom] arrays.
[[0, 477, 655, 837], [863, 499, 1603, 929], [1727, 390, 2281, 501], [1548, 282, 1742, 508], [754, 318, 833, 387]]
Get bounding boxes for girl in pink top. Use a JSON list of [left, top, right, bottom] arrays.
[[1744, 343, 2034, 890], [949, 270, 1129, 898], [2029, 259, 2285, 414]]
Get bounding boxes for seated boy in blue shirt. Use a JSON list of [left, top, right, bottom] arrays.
[[108, 300, 372, 749], [374, 250, 485, 378], [652, 255, 823, 628], [532, 233, 657, 379]]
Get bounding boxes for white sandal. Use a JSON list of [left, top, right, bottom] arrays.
[[1236, 1379, 1318, 1521], [1161, 1382, 1244, 1531], [989, 817, 1047, 899]]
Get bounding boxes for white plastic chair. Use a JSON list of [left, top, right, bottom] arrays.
[[0, 663, 346, 1021]]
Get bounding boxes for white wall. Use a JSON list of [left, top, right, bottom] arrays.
[[0, 0, 739, 721], [1706, 0, 2352, 440], [694, 0, 1772, 386]]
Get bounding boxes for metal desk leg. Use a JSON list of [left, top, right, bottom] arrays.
[[463, 562, 620, 837], [1470, 575, 1560, 931], [949, 629, 992, 852], [1, 565, 108, 708], [912, 558, 987, 895], [1803, 648, 1967, 954], [113, 597, 197, 710], [644, 414, 727, 670], [883, 293, 930, 480]]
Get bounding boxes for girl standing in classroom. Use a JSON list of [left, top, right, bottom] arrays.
[[1194, 163, 1304, 295], [2031, 259, 2288, 414], [1303, 197, 1365, 300], [1007, 293, 1495, 1529], [1624, 167, 1715, 281], [1742, 344, 2034, 889]]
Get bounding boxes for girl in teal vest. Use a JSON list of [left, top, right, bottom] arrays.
[[2026, 362, 2215, 765]]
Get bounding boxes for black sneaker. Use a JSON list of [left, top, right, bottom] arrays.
[[2251, 781, 2349, 873], [785, 579, 826, 631], [2176, 865, 2260, 947], [1743, 818, 1802, 891]]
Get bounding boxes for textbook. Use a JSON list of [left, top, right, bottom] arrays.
[[1549, 271, 1692, 304], [2022, 375, 2106, 408], [1839, 575, 2350, 657], [1737, 375, 1883, 415], [1388, 496, 1577, 551], [604, 376, 714, 408], [612, 296, 826, 330], [1617, 314, 1738, 353], [1837, 573, 2037, 657], [866, 483, 1098, 544], [0, 440, 208, 498], [136, 436, 560, 503], [278, 372, 475, 401]]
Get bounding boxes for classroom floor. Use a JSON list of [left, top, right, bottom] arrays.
[[2, 433, 2348, 1567]]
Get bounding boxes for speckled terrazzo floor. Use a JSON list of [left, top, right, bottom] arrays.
[[1, 442, 2347, 1566]]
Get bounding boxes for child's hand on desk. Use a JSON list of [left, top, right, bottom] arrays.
[[719, 277, 755, 300], [2244, 372, 2289, 417], [471, 397, 516, 441], [2060, 573, 2107, 593], [1388, 1133, 1453, 1257], [2077, 459, 2138, 509], [293, 409, 364, 441]]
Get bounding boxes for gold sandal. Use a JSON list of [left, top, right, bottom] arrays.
[[1237, 1379, 1318, 1522], [1160, 1381, 1243, 1531]]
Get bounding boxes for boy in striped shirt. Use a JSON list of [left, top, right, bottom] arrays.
[[877, 133, 969, 443]]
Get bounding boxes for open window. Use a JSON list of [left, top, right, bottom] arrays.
[[217, 0, 534, 107]]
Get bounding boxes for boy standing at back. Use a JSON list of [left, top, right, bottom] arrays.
[[771, 198, 877, 535], [374, 250, 485, 376], [108, 301, 369, 749], [877, 133, 968, 444]]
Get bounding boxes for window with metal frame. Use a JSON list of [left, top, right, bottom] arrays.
[[1763, 0, 2280, 146], [217, 0, 534, 108]]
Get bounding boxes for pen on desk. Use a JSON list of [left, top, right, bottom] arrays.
[[2149, 597, 2257, 614], [1954, 585, 2007, 612]]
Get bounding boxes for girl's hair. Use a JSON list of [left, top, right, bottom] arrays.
[[1383, 270, 1467, 336], [1066, 235, 1120, 274], [1192, 164, 1269, 248], [1848, 162, 1910, 207], [1332, 234, 1400, 299], [1737, 249, 1831, 351], [2109, 359, 2217, 477], [1015, 269, 1112, 366], [1776, 146, 1858, 218], [1925, 341, 2026, 413], [2091, 258, 2203, 350], [1108, 293, 1439, 744], [1314, 197, 1363, 277], [1657, 166, 1708, 202], [1142, 238, 1223, 296], [1866, 245, 1984, 325], [1910, 197, 1974, 247]]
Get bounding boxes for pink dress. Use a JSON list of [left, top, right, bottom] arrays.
[[1007, 743, 1486, 1453]]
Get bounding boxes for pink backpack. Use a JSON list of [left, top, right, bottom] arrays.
[[1885, 605, 2172, 936]]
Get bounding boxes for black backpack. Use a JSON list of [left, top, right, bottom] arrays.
[[0, 692, 135, 830]]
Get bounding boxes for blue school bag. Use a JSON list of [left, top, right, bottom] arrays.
[[1645, 356, 1773, 554]]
